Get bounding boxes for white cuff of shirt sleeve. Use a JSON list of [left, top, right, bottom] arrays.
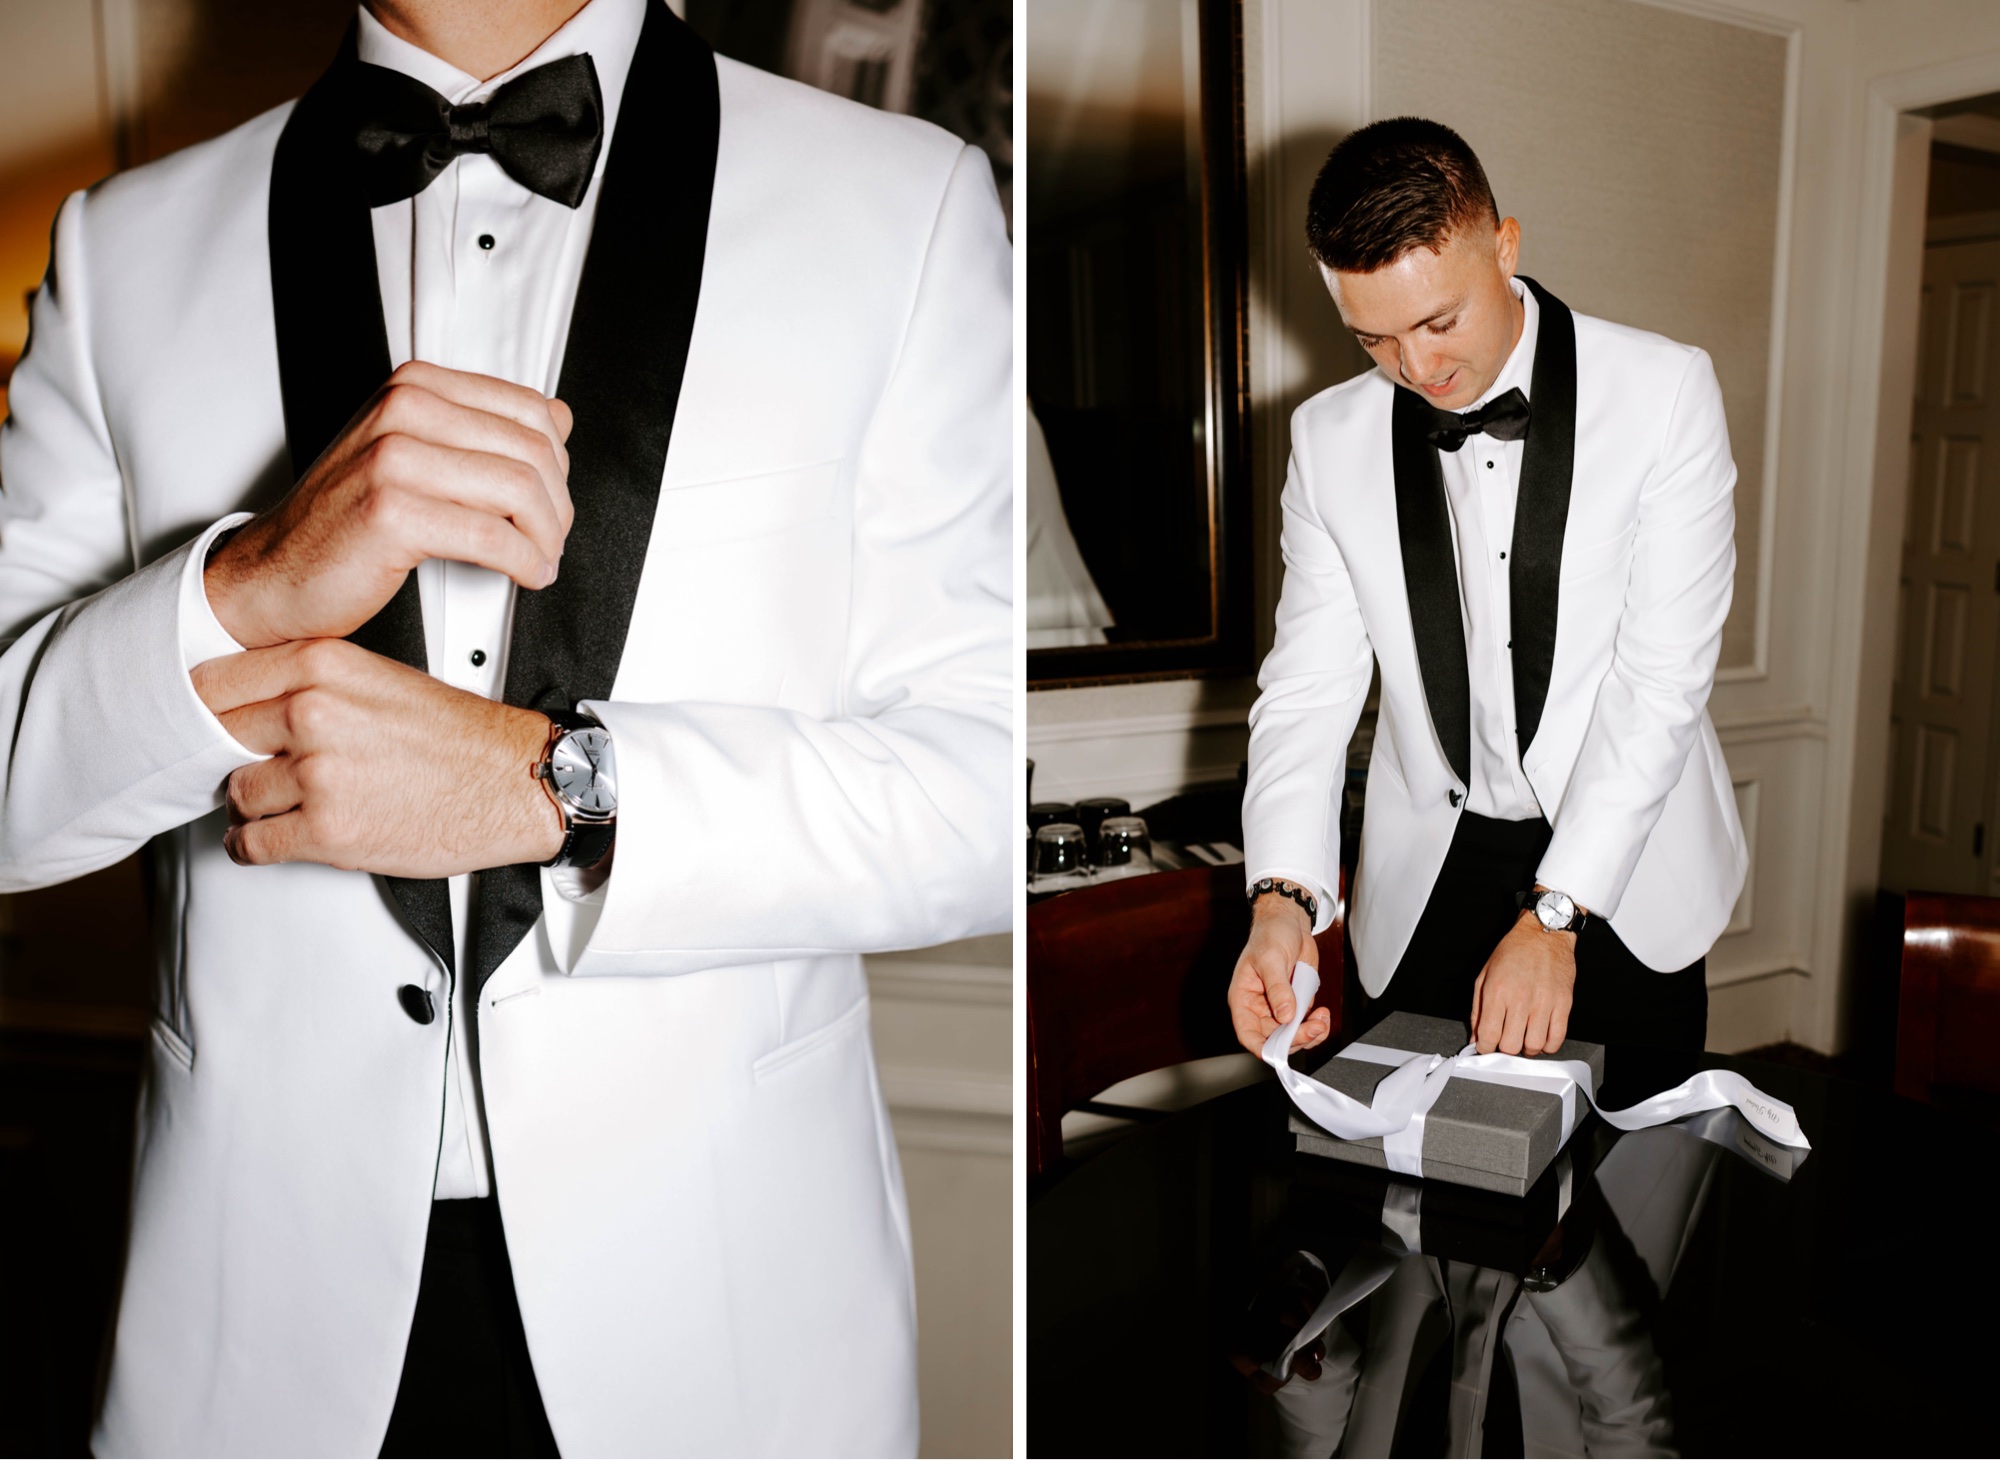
[[539, 861, 609, 973], [178, 513, 256, 672], [1245, 867, 1337, 937]]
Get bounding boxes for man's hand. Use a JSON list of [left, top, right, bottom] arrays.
[[1228, 891, 1330, 1057], [192, 638, 564, 878], [206, 361, 576, 648], [1469, 912, 1577, 1056]]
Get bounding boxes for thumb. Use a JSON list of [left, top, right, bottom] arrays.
[[1263, 959, 1298, 1026]]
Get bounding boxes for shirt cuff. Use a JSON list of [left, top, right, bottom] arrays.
[[178, 513, 255, 671], [540, 860, 609, 973]]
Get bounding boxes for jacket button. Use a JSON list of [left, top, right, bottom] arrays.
[[398, 984, 436, 1025]]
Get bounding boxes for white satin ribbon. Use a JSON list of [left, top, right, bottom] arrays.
[[1262, 963, 1811, 1179], [1260, 1183, 1421, 1381]]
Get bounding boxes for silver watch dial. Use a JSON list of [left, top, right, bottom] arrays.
[[549, 726, 617, 817], [1536, 890, 1576, 931]]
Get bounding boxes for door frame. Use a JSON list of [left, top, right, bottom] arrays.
[[1829, 51, 2000, 1051]]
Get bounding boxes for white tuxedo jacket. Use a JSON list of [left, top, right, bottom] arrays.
[[0, 17, 1010, 1457], [1244, 284, 1746, 990]]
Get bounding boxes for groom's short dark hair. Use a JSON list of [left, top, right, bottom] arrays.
[[1305, 118, 1498, 273]]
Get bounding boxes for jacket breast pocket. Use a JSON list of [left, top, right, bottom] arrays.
[[653, 459, 842, 551], [1558, 523, 1636, 586]]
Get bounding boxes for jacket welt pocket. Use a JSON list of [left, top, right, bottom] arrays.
[[654, 459, 842, 549], [752, 996, 870, 1082], [1558, 524, 1636, 585]]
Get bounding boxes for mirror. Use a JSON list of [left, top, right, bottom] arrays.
[[1025, 0, 1251, 685]]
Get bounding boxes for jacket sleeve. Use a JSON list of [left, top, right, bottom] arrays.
[[1534, 348, 1736, 917], [551, 143, 1013, 977], [1241, 429, 1375, 935], [0, 191, 258, 892]]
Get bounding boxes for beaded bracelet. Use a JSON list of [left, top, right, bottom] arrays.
[[1247, 877, 1318, 925]]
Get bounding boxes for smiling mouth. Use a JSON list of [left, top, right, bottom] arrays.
[[1418, 371, 1460, 397]]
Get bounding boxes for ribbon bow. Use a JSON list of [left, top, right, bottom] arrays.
[[1422, 385, 1532, 451], [348, 52, 606, 209], [1262, 964, 1811, 1179]]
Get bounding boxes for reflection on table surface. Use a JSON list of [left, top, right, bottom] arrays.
[[1029, 1047, 2000, 1457]]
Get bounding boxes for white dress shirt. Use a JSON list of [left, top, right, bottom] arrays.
[[1438, 275, 1544, 823], [181, 0, 645, 1200]]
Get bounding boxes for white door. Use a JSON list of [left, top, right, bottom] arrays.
[[1881, 236, 2000, 896]]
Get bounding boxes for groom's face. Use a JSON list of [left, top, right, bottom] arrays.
[[1322, 216, 1523, 413]]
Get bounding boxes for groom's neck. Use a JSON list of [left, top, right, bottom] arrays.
[[363, 0, 592, 81]]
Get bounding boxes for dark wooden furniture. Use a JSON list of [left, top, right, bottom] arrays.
[[1894, 890, 2000, 1105], [1026, 863, 1345, 1179]]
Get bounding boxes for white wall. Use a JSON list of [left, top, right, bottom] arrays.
[[1029, 0, 2000, 1055]]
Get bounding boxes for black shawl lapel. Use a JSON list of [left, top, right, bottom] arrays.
[[269, 3, 720, 989], [465, 2, 720, 997], [1391, 384, 1473, 790], [271, 25, 452, 972], [1508, 277, 1577, 763]]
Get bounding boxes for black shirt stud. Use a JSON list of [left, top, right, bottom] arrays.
[[477, 234, 496, 251]]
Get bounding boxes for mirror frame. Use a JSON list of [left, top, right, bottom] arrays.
[[1027, 0, 1254, 688]]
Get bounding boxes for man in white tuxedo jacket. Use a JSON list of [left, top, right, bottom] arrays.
[[1231, 118, 1744, 1064], [0, 0, 1010, 1455]]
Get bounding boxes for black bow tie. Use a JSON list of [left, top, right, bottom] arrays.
[[1421, 387, 1532, 452], [347, 52, 605, 209]]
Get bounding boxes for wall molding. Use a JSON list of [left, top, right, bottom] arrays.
[[866, 958, 1011, 1008], [1027, 706, 1253, 745], [1712, 705, 1827, 744]]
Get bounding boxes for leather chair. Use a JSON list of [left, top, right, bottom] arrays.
[[1026, 863, 1346, 1180], [1893, 891, 2000, 1106]]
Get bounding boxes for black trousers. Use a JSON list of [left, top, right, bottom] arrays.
[[1368, 811, 1708, 1050], [379, 1198, 560, 1459]]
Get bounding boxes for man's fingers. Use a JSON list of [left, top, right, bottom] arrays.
[[1228, 964, 1277, 1055], [193, 639, 349, 719], [381, 362, 569, 469], [1474, 980, 1506, 1055], [1546, 999, 1570, 1054], [1262, 958, 1297, 1027], [1469, 969, 1486, 1033], [225, 756, 302, 822], [371, 392, 574, 537], [1293, 1006, 1332, 1052], [1522, 1004, 1552, 1059], [224, 809, 309, 867], [1499, 995, 1530, 1057], [366, 438, 568, 570], [395, 489, 561, 590], [548, 396, 573, 444]]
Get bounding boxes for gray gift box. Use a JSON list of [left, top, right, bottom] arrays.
[[1288, 1011, 1606, 1196]]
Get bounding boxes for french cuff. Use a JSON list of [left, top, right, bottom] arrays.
[[168, 519, 265, 771], [539, 861, 609, 974], [1246, 867, 1338, 937], [1530, 849, 1620, 923], [178, 513, 254, 671]]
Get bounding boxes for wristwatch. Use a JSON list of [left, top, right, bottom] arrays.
[[536, 709, 617, 870], [1519, 886, 1590, 936]]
